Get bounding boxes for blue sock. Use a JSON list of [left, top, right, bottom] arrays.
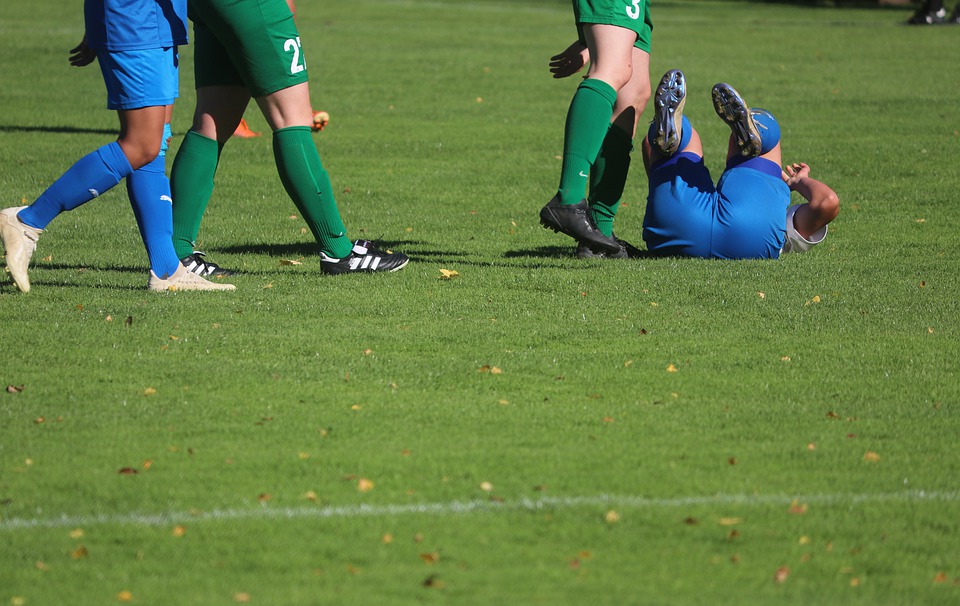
[[18, 141, 133, 230], [127, 154, 180, 279], [646, 115, 692, 156]]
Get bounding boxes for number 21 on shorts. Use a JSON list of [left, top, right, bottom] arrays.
[[284, 37, 305, 75], [626, 0, 641, 19]]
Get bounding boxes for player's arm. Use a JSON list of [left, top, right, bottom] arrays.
[[69, 35, 96, 68], [549, 41, 589, 79], [782, 162, 839, 240]]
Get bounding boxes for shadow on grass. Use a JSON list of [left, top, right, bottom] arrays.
[[0, 125, 118, 136]]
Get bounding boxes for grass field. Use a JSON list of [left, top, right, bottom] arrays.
[[1, 0, 959, 604]]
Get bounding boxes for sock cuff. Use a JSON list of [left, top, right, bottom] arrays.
[[578, 78, 618, 105], [136, 154, 167, 174], [183, 129, 219, 149], [97, 141, 134, 180], [273, 125, 312, 138]]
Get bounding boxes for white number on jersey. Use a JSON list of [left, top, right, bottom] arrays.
[[284, 37, 305, 74], [626, 0, 641, 20]]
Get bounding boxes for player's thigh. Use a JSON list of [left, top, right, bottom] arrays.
[[575, 0, 652, 52], [191, 0, 308, 97]]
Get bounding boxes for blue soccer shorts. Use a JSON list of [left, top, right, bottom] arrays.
[[643, 153, 791, 259], [97, 46, 180, 110]]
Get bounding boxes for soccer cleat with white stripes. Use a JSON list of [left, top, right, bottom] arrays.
[[181, 251, 236, 277], [0, 206, 42, 293], [320, 240, 409, 275], [149, 264, 236, 292]]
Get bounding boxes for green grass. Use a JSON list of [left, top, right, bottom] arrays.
[[1, 0, 958, 604]]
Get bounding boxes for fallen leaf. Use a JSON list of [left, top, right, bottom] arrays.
[[666, 364, 678, 373], [7, 384, 25, 393], [172, 525, 186, 537], [117, 590, 133, 602], [143, 387, 157, 396], [933, 572, 948, 583], [118, 467, 138, 475], [479, 481, 493, 492], [718, 517, 742, 526], [304, 490, 317, 501], [69, 528, 85, 539], [419, 552, 440, 564], [257, 493, 272, 503], [71, 545, 89, 559], [234, 593, 251, 603], [788, 501, 808, 515], [280, 259, 303, 266], [438, 269, 459, 280], [863, 451, 881, 462], [773, 567, 790, 584], [605, 510, 621, 524], [757, 291, 766, 299], [382, 533, 394, 544], [422, 575, 444, 588], [358, 478, 374, 492]]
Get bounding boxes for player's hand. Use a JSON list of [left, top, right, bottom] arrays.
[[69, 36, 96, 67], [782, 162, 811, 189], [549, 41, 589, 79]]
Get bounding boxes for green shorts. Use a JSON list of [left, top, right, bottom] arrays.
[[574, 0, 653, 53], [189, 0, 309, 97]]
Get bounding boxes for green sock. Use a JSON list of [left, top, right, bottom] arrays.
[[589, 125, 633, 237], [170, 130, 222, 259], [557, 79, 617, 205], [273, 126, 352, 259]]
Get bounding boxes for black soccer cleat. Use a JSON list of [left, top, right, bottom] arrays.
[[712, 82, 762, 158], [539, 196, 622, 254], [906, 7, 946, 24], [320, 240, 409, 275], [575, 234, 643, 259], [181, 251, 236, 277]]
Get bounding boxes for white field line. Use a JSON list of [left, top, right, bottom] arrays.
[[1, 490, 957, 532]]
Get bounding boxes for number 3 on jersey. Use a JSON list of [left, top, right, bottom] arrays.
[[626, 0, 641, 19], [284, 37, 305, 75]]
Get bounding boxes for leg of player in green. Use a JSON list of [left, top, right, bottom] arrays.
[[172, 0, 407, 275], [540, 0, 653, 256], [588, 44, 650, 241]]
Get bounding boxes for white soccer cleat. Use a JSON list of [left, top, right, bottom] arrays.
[[148, 263, 236, 292], [0, 206, 42, 293]]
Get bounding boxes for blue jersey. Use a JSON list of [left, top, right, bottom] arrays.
[[85, 0, 188, 51]]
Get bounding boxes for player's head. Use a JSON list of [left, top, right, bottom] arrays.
[[750, 108, 780, 154]]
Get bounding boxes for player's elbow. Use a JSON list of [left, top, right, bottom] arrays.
[[820, 190, 840, 222]]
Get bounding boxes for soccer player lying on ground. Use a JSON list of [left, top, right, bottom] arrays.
[[0, 0, 232, 293], [538, 0, 653, 259], [641, 69, 839, 259], [170, 0, 408, 277]]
